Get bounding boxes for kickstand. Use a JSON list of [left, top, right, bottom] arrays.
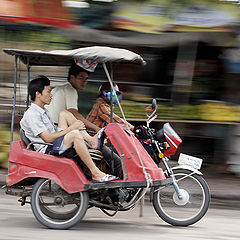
[[18, 196, 30, 206], [100, 208, 119, 217], [139, 197, 144, 217]]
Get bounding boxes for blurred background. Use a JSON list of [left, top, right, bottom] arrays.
[[0, 0, 240, 176]]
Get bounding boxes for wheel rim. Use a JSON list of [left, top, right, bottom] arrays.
[[35, 180, 84, 225], [156, 172, 206, 222]]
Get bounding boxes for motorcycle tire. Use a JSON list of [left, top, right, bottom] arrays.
[[31, 178, 88, 229], [38, 184, 79, 220], [39, 199, 79, 220], [153, 169, 210, 226]]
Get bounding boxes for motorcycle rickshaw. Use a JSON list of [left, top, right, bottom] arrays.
[[2, 46, 210, 229]]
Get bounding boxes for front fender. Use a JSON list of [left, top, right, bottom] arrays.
[[170, 165, 203, 175]]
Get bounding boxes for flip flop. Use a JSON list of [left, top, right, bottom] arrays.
[[92, 174, 118, 183]]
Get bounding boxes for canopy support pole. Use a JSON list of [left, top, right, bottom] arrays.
[[102, 63, 128, 126], [10, 56, 18, 145], [110, 63, 113, 123], [109, 63, 115, 172], [26, 58, 31, 108]]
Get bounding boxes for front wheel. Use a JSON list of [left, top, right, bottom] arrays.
[[153, 169, 210, 226], [31, 179, 89, 229]]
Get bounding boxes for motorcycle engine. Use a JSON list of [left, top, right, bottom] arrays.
[[108, 188, 138, 207]]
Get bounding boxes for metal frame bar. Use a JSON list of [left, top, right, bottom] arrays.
[[26, 58, 31, 108], [84, 179, 169, 191], [10, 56, 18, 145], [110, 63, 113, 123], [102, 63, 128, 126]]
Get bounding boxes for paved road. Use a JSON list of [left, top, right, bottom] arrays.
[[0, 189, 240, 240]]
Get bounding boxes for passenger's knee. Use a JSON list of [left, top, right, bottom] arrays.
[[59, 110, 69, 119], [70, 130, 83, 141], [65, 130, 83, 145], [63, 129, 80, 145]]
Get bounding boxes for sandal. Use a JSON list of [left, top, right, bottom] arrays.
[[92, 174, 118, 183]]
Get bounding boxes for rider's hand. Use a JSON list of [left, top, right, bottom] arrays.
[[145, 105, 152, 112], [145, 105, 152, 118], [70, 120, 86, 131], [133, 125, 148, 139]]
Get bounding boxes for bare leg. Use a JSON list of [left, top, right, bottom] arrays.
[[63, 130, 106, 181], [58, 110, 99, 149], [58, 110, 77, 130]]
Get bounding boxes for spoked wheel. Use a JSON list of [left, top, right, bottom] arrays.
[[31, 179, 88, 229], [153, 169, 210, 226]]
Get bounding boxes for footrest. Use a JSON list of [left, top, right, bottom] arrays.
[[89, 149, 103, 161]]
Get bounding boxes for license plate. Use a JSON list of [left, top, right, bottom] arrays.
[[178, 153, 203, 169]]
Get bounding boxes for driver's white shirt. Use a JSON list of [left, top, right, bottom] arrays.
[[45, 82, 78, 124], [20, 103, 56, 153]]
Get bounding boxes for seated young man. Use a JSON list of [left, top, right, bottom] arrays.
[[86, 82, 134, 130], [20, 76, 117, 183], [59, 109, 123, 179]]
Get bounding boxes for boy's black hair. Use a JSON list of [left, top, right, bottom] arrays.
[[68, 63, 88, 81], [28, 76, 50, 101]]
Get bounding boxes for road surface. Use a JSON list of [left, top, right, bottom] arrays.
[[0, 189, 239, 240]]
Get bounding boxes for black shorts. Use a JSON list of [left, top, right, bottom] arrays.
[[45, 135, 76, 158]]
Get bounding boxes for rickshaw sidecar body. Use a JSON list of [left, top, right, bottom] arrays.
[[7, 141, 90, 193], [7, 123, 165, 193]]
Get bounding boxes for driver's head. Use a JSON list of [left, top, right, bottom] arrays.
[[68, 63, 89, 91], [99, 82, 122, 105]]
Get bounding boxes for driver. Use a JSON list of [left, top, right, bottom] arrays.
[[86, 82, 134, 130], [20, 76, 117, 183], [87, 82, 152, 155]]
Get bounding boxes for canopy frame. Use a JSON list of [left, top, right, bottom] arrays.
[[3, 46, 146, 67], [5, 46, 146, 145]]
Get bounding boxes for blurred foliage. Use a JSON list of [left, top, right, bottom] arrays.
[[0, 125, 20, 169], [119, 0, 240, 15], [114, 100, 240, 122], [199, 103, 240, 122], [0, 29, 71, 50], [124, 92, 152, 103]]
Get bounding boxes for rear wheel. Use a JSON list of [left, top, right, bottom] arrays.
[[31, 179, 88, 229], [153, 169, 210, 226]]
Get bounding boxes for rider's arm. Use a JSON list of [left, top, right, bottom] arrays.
[[64, 85, 100, 132], [99, 104, 134, 130], [67, 108, 100, 132]]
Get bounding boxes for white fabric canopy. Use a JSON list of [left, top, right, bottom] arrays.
[[3, 46, 146, 66]]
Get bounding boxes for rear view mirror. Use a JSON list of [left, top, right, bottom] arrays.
[[146, 99, 158, 127], [152, 99, 157, 111]]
